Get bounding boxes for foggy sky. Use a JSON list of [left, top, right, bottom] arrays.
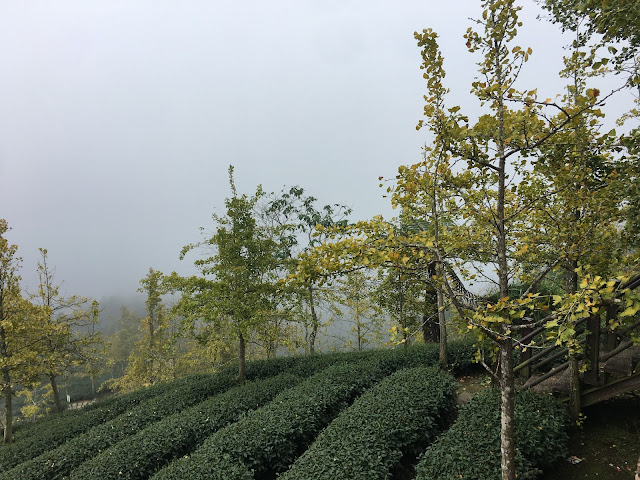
[[0, 1, 632, 301]]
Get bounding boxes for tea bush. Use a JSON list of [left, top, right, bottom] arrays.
[[280, 366, 457, 479], [0, 373, 227, 472], [69, 373, 300, 480], [0, 373, 236, 480], [415, 388, 568, 480], [151, 359, 397, 480]]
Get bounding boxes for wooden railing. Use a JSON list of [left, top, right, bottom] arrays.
[[516, 273, 640, 406]]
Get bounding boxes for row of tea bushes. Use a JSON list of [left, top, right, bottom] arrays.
[[152, 360, 398, 480], [0, 373, 236, 480], [219, 340, 475, 382], [0, 373, 228, 472], [280, 366, 457, 479], [415, 389, 568, 480], [69, 373, 301, 480]]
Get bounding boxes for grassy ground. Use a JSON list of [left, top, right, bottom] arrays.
[[543, 394, 640, 479]]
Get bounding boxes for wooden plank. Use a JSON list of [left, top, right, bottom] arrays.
[[581, 373, 640, 408]]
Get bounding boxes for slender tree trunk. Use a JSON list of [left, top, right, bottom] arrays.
[[499, 338, 515, 480], [2, 368, 12, 444], [0, 319, 13, 444], [399, 293, 409, 349], [423, 270, 439, 343], [49, 373, 63, 413], [493, 23, 516, 478], [437, 283, 448, 368], [566, 259, 581, 422], [238, 331, 246, 384], [308, 284, 318, 354]]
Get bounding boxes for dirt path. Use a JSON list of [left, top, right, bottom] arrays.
[[543, 395, 640, 479]]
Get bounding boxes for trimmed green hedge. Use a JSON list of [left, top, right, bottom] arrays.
[[152, 359, 398, 480], [0, 373, 236, 480], [280, 366, 457, 479], [0, 373, 228, 472], [415, 389, 568, 480], [69, 373, 300, 480], [218, 340, 475, 381]]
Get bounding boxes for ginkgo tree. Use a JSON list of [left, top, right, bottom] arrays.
[[32, 248, 102, 413], [296, 2, 631, 478], [175, 166, 284, 383], [327, 270, 386, 351], [112, 268, 177, 391], [266, 186, 351, 353]]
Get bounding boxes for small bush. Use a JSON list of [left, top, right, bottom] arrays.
[[280, 366, 457, 479], [414, 388, 568, 480]]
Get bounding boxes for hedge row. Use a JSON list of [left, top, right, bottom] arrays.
[[152, 359, 400, 480], [280, 366, 457, 479], [0, 373, 236, 480], [0, 373, 229, 472], [69, 373, 301, 480], [219, 339, 475, 381], [415, 389, 568, 480]]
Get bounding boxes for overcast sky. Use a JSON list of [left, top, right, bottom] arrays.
[[0, 1, 633, 301]]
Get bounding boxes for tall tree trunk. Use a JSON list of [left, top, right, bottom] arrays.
[[494, 22, 515, 478], [2, 368, 12, 444], [422, 283, 439, 343], [237, 331, 246, 384], [0, 320, 13, 444], [308, 284, 318, 354], [499, 338, 515, 480], [49, 373, 63, 413], [437, 284, 448, 368], [566, 258, 581, 422]]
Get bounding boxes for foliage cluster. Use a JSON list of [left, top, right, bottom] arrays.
[[0, 373, 235, 480], [415, 389, 568, 480], [280, 366, 457, 479], [152, 359, 410, 480], [70, 373, 300, 480]]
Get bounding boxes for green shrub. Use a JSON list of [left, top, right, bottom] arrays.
[[0, 373, 227, 472], [0, 373, 236, 480], [69, 373, 300, 480], [280, 366, 457, 479], [151, 359, 397, 480], [414, 388, 568, 480]]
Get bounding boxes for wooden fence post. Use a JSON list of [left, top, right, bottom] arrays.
[[583, 315, 601, 386]]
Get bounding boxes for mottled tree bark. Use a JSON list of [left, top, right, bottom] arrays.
[[437, 286, 448, 368], [567, 258, 581, 422], [238, 332, 246, 384], [2, 368, 12, 444], [308, 284, 318, 355], [499, 338, 515, 480], [49, 373, 63, 413]]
